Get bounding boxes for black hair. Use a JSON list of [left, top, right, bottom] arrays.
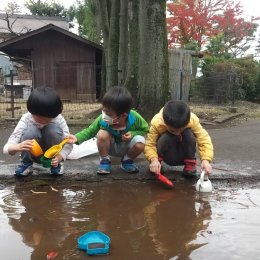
[[163, 100, 190, 128], [27, 87, 63, 118], [102, 86, 132, 115]]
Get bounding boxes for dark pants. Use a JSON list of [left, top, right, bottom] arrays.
[[21, 123, 63, 163], [157, 129, 196, 166]]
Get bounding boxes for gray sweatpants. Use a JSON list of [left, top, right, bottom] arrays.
[[21, 123, 63, 163]]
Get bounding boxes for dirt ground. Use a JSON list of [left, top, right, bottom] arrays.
[[1, 99, 260, 127], [190, 100, 260, 127]]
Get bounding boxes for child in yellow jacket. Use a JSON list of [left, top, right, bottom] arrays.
[[144, 100, 213, 177]]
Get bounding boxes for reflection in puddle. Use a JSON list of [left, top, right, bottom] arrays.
[[0, 189, 32, 259], [0, 182, 260, 259]]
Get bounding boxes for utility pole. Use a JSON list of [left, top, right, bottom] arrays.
[[5, 68, 20, 118], [10, 69, 14, 118]]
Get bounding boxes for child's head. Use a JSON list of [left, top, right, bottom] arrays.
[[27, 87, 63, 119], [102, 86, 132, 116], [163, 100, 190, 129]]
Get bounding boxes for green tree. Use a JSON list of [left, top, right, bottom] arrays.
[[25, 0, 75, 28], [73, 0, 102, 43], [201, 33, 233, 75]]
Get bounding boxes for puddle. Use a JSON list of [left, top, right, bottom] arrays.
[[0, 182, 260, 259]]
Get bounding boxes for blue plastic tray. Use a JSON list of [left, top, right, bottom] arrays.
[[78, 231, 110, 255]]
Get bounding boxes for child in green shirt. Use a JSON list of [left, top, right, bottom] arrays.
[[68, 86, 149, 175]]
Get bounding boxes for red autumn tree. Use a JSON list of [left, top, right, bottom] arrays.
[[214, 3, 259, 56], [167, 0, 257, 54]]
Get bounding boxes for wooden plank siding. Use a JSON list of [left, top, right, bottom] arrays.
[[169, 49, 193, 101], [30, 31, 96, 101]]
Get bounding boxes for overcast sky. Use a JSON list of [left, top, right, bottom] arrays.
[[239, 0, 260, 19], [1, 0, 259, 21], [1, 0, 259, 17], [1, 0, 76, 10], [1, 0, 259, 53]]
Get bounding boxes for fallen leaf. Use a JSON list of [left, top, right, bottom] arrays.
[[31, 190, 47, 194], [50, 186, 59, 192], [47, 251, 58, 259]]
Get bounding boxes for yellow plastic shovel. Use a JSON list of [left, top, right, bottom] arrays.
[[44, 138, 69, 158]]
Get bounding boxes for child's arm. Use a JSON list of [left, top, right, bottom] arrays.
[[144, 123, 160, 161], [3, 113, 31, 155], [7, 140, 34, 155], [144, 123, 162, 175], [149, 157, 161, 175], [50, 154, 63, 167], [74, 115, 102, 144], [56, 115, 73, 160], [201, 159, 212, 174], [129, 112, 149, 137], [189, 113, 213, 174], [66, 134, 78, 144], [190, 113, 214, 163]]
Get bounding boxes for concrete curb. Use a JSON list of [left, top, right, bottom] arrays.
[[1, 156, 260, 189]]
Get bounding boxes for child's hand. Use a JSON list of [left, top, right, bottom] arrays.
[[201, 160, 212, 175], [149, 158, 161, 175], [66, 134, 78, 144], [17, 140, 34, 152], [51, 154, 62, 167], [8, 140, 34, 155], [122, 132, 132, 142]]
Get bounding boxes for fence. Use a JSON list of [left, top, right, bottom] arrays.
[[189, 71, 243, 104], [0, 60, 244, 121], [0, 95, 101, 123], [169, 49, 193, 101], [0, 63, 102, 121]]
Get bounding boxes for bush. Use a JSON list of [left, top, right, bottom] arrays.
[[197, 58, 260, 103]]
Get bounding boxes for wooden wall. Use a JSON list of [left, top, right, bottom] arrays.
[[21, 30, 98, 101], [169, 49, 193, 101]]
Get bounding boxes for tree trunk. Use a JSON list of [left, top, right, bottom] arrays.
[[107, 0, 120, 88], [97, 0, 120, 90], [97, 0, 109, 93], [137, 0, 169, 118], [118, 0, 128, 85], [124, 0, 139, 104], [96, 0, 169, 117]]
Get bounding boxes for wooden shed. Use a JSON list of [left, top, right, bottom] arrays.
[[0, 24, 102, 101]]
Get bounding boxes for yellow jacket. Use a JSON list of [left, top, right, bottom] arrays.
[[144, 109, 214, 162]]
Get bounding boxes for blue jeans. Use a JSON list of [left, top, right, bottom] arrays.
[[20, 123, 63, 163]]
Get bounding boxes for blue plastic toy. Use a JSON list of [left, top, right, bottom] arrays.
[[78, 231, 111, 255]]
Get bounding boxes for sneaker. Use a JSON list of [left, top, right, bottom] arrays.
[[182, 159, 197, 177], [121, 159, 139, 173], [97, 159, 111, 175], [50, 163, 64, 175], [15, 161, 33, 177]]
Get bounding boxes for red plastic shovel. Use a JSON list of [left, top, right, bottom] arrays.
[[157, 172, 174, 188]]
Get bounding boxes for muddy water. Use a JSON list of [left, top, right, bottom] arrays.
[[0, 182, 260, 260]]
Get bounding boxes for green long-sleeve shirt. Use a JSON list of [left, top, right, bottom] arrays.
[[75, 110, 149, 144]]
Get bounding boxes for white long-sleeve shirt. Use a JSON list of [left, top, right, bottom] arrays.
[[3, 112, 73, 160]]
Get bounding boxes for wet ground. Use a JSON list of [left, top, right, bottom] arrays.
[[0, 182, 260, 260], [0, 120, 260, 259]]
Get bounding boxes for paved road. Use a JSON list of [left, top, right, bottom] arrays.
[[208, 119, 260, 176], [1, 119, 260, 185]]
